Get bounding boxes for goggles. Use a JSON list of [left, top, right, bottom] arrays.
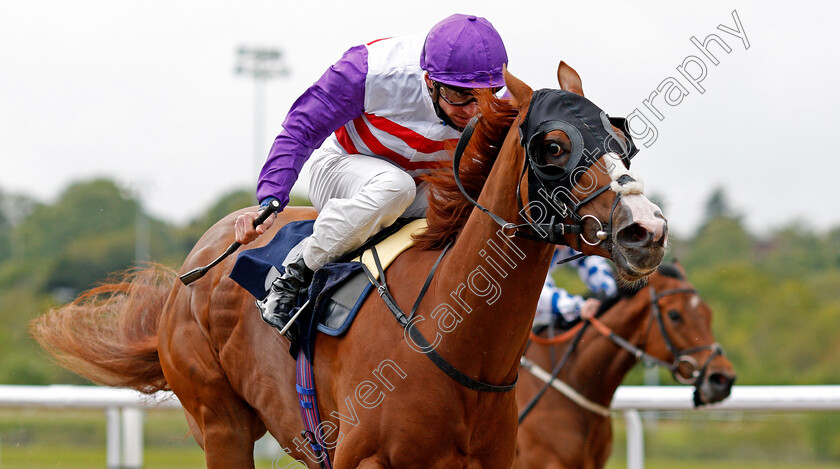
[[434, 82, 503, 106]]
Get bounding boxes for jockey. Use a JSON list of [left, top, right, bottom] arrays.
[[533, 246, 617, 330], [233, 14, 508, 341]]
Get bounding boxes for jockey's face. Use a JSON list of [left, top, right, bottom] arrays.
[[424, 74, 480, 130]]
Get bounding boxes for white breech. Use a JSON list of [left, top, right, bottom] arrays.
[[294, 149, 428, 271]]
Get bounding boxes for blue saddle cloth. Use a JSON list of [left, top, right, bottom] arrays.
[[229, 220, 374, 361]]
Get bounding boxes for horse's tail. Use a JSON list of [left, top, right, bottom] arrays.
[[30, 264, 175, 394]]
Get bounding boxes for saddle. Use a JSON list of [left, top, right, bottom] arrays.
[[229, 217, 428, 361]]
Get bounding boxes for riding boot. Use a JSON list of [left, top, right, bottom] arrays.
[[256, 256, 313, 342]]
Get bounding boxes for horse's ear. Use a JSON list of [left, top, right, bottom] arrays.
[[503, 64, 532, 110], [672, 259, 687, 277], [557, 61, 584, 96]]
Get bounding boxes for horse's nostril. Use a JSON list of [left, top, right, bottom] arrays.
[[709, 372, 735, 390], [657, 222, 669, 246], [617, 223, 652, 246]]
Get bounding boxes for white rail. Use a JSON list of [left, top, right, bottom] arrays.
[[611, 385, 840, 469], [613, 385, 840, 411], [0, 385, 179, 469], [1, 385, 839, 468]]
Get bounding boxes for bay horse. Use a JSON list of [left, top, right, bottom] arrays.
[[31, 63, 667, 468], [514, 262, 736, 469]]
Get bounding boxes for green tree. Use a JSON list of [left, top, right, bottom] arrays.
[[42, 230, 136, 293], [681, 188, 752, 269], [14, 179, 139, 263], [7, 178, 189, 293], [682, 216, 754, 270], [175, 188, 312, 255], [704, 186, 735, 221], [0, 190, 39, 262], [758, 224, 832, 280], [176, 188, 255, 252]]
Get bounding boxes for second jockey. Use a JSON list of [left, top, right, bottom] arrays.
[[534, 246, 618, 330], [233, 14, 508, 341]]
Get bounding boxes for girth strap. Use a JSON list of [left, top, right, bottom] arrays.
[[295, 350, 332, 469]]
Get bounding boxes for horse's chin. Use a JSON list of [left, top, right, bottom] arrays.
[[695, 377, 734, 406], [610, 247, 659, 286]]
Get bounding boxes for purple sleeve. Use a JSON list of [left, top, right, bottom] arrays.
[[255, 44, 368, 206]]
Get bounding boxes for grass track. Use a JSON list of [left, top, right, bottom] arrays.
[[2, 408, 839, 467]]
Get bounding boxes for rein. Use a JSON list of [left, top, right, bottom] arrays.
[[518, 322, 589, 423], [528, 322, 584, 345], [361, 243, 517, 393], [452, 115, 616, 248], [360, 99, 635, 395], [520, 355, 610, 417], [519, 285, 726, 421]]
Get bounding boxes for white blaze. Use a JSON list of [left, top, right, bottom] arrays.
[[603, 153, 667, 244]]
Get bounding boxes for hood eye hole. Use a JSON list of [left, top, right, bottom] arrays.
[[541, 133, 571, 166]]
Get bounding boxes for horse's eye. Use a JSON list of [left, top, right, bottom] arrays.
[[547, 142, 564, 157], [542, 140, 570, 165], [667, 310, 683, 323]]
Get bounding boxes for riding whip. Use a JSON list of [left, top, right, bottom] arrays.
[[179, 199, 281, 285]]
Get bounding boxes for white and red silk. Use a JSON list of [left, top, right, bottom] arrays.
[[257, 34, 460, 207]]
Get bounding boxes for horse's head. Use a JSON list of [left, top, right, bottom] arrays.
[[643, 262, 736, 405], [503, 63, 667, 283]]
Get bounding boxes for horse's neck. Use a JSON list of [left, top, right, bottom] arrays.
[[566, 294, 652, 406], [432, 144, 554, 385]]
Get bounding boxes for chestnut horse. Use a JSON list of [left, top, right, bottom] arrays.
[[514, 263, 736, 469], [31, 63, 667, 468]]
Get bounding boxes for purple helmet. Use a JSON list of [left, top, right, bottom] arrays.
[[420, 14, 507, 89]]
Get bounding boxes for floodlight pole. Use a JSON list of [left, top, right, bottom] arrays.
[[235, 47, 290, 179]]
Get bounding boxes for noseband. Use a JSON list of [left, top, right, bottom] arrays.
[[519, 283, 727, 422], [647, 287, 725, 385], [593, 286, 725, 386]]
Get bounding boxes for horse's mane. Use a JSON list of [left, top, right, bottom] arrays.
[[413, 92, 519, 250], [656, 262, 684, 280]]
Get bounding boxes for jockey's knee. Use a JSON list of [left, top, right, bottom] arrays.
[[367, 170, 416, 214]]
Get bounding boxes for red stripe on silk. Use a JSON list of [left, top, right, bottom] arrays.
[[352, 116, 412, 167], [406, 160, 442, 170], [366, 37, 392, 45], [364, 113, 447, 154], [334, 125, 358, 154]]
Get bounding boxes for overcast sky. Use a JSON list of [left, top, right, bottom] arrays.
[[2, 0, 838, 237]]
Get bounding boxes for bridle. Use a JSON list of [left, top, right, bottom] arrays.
[[644, 286, 725, 385], [453, 119, 627, 250], [519, 282, 726, 421], [368, 90, 643, 395], [583, 286, 725, 386], [452, 89, 640, 253]]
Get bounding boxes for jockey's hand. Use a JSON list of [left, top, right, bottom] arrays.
[[234, 209, 277, 245], [580, 298, 601, 321]]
